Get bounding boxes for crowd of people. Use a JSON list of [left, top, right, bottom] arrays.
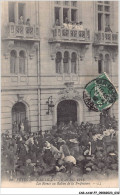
[[1, 113, 118, 181], [18, 16, 113, 34], [54, 18, 113, 33], [54, 17, 84, 31]]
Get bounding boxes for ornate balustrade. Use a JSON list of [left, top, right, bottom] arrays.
[[5, 23, 39, 40], [94, 32, 118, 45], [50, 26, 90, 43]]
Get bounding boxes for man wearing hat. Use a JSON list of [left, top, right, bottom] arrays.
[[42, 141, 56, 167], [69, 139, 79, 159], [57, 138, 70, 159]]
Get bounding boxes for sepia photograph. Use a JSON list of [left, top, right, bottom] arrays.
[[1, 0, 119, 189]]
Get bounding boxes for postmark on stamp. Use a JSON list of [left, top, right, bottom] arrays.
[[83, 73, 118, 112]]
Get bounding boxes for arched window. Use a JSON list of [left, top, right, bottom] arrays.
[[63, 51, 69, 73], [71, 52, 77, 73], [56, 52, 62, 73], [98, 54, 103, 73], [104, 54, 110, 74], [19, 50, 25, 74], [10, 50, 17, 74]]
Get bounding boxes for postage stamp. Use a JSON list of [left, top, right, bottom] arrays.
[[83, 73, 118, 112], [1, 0, 119, 192]]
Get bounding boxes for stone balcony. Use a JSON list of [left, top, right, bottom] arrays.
[[3, 23, 40, 40], [94, 31, 118, 46], [49, 26, 91, 44]]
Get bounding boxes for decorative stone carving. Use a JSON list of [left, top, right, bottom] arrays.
[[50, 43, 61, 60], [94, 54, 99, 61], [99, 46, 104, 51], [78, 45, 89, 61], [51, 53, 56, 60], [8, 41, 15, 49], [33, 42, 39, 50], [58, 83, 82, 101], [106, 47, 118, 62], [17, 94, 24, 102], [29, 42, 38, 59], [64, 82, 74, 88], [4, 53, 10, 59], [4, 40, 15, 53], [29, 53, 35, 59]]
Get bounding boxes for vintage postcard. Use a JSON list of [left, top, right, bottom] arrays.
[[1, 0, 119, 189]]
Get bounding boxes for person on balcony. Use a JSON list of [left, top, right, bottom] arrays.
[[68, 21, 73, 30], [63, 22, 68, 29], [62, 17, 69, 29], [26, 18, 30, 26], [18, 16, 24, 25], [105, 25, 112, 33], [72, 21, 76, 29], [78, 22, 84, 31], [55, 19, 60, 26], [65, 17, 69, 24]]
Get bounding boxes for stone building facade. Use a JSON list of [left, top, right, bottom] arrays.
[[1, 1, 118, 134]]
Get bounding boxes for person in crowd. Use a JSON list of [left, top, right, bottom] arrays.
[[29, 138, 38, 163], [42, 141, 56, 168], [12, 121, 18, 134], [68, 139, 79, 159], [25, 159, 34, 177], [24, 117, 31, 134], [67, 120, 74, 132], [20, 122, 25, 136], [26, 18, 30, 26], [18, 16, 24, 25], [80, 142, 93, 174], [64, 155, 76, 174], [57, 138, 70, 159], [1, 115, 118, 179], [17, 139, 27, 166]]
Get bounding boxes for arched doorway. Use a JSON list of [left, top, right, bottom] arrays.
[[12, 102, 26, 130], [57, 100, 77, 125]]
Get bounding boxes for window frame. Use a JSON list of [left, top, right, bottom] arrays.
[[54, 1, 78, 26], [10, 50, 17, 74], [97, 1, 111, 31], [97, 53, 110, 74], [56, 52, 62, 74], [8, 2, 26, 24], [10, 48, 27, 75], [63, 51, 69, 74], [19, 50, 26, 75], [55, 50, 78, 75], [71, 52, 77, 74]]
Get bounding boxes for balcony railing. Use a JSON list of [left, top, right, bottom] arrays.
[[5, 23, 39, 40], [50, 26, 90, 43], [94, 32, 118, 45]]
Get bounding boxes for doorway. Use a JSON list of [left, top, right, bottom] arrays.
[[57, 100, 77, 125], [12, 102, 26, 130]]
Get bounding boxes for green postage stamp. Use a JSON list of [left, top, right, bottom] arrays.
[[83, 73, 118, 112]]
